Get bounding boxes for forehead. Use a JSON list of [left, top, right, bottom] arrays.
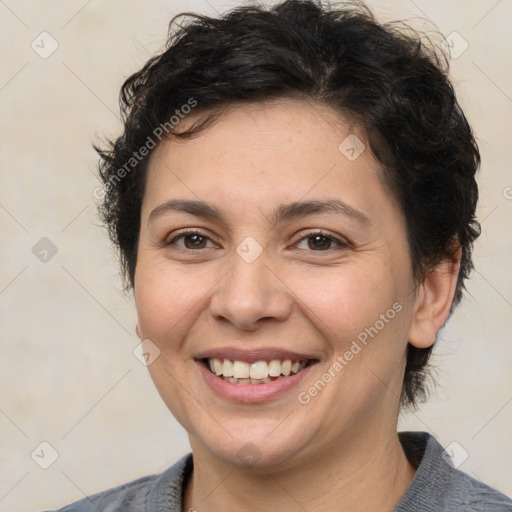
[[142, 98, 400, 228]]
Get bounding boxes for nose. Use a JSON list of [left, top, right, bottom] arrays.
[[209, 251, 292, 330]]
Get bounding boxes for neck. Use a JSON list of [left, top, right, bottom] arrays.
[[184, 427, 416, 512]]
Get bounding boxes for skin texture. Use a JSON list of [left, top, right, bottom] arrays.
[[134, 98, 460, 511]]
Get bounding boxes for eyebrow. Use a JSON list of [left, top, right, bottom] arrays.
[[148, 199, 370, 226]]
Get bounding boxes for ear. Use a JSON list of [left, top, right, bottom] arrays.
[[135, 324, 142, 339], [408, 246, 462, 349]]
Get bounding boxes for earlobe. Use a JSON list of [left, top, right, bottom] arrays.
[[408, 246, 462, 349]]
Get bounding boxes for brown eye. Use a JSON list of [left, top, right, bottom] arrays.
[[295, 231, 348, 252], [183, 234, 207, 249], [307, 234, 333, 251], [168, 231, 215, 250]]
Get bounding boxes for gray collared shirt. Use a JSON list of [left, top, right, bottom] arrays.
[[47, 431, 512, 511]]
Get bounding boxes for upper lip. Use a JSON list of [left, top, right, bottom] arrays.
[[194, 347, 321, 364]]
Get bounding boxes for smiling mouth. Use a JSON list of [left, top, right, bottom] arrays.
[[202, 357, 317, 384]]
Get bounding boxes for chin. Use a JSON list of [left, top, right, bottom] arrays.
[[189, 415, 319, 472]]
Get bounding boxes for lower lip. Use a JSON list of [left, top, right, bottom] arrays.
[[197, 361, 315, 404]]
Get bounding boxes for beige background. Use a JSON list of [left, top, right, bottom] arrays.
[[0, 0, 511, 510]]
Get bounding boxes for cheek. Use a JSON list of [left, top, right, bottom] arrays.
[[134, 255, 217, 341], [288, 262, 405, 346], [289, 266, 412, 416]]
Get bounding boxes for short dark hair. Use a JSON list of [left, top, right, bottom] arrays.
[[95, 0, 481, 408]]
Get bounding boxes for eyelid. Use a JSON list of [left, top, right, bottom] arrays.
[[293, 230, 350, 250], [164, 228, 349, 252], [166, 228, 219, 248]]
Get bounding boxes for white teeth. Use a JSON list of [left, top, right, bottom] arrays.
[[250, 361, 269, 379], [251, 377, 272, 384], [225, 377, 274, 384], [207, 357, 309, 383], [268, 360, 282, 377], [233, 361, 250, 379], [222, 359, 234, 377], [210, 358, 223, 375], [281, 360, 292, 376]]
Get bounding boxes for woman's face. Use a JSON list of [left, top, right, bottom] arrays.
[[134, 99, 422, 470]]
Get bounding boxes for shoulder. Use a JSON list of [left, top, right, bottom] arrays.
[[447, 470, 512, 511], [44, 454, 193, 512], [397, 431, 512, 512], [49, 474, 157, 512]]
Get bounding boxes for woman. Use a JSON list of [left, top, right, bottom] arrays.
[[52, 0, 512, 510]]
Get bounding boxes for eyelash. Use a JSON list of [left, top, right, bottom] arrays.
[[295, 230, 349, 251], [166, 229, 349, 252]]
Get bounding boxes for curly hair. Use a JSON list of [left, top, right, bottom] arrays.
[[95, 0, 481, 408]]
